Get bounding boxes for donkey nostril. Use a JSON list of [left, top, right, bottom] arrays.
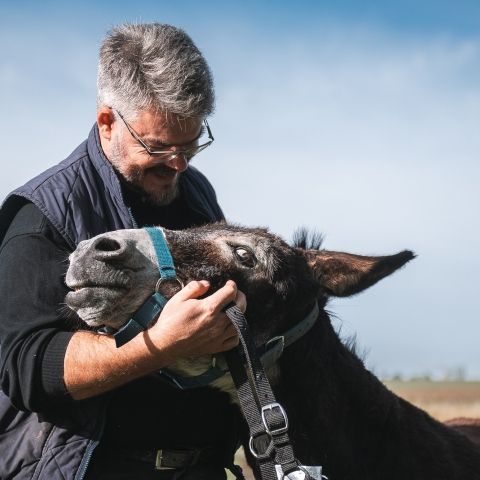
[[90, 236, 129, 262], [95, 238, 122, 252]]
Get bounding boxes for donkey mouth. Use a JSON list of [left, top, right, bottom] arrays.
[[66, 269, 131, 292], [70, 284, 128, 293], [67, 281, 129, 293], [65, 284, 128, 311]]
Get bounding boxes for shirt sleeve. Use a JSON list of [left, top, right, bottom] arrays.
[[0, 203, 75, 411]]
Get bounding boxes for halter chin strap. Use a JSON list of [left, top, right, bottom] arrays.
[[114, 227, 176, 348], [157, 301, 320, 390]]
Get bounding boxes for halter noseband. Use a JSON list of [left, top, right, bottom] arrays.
[[113, 227, 181, 348]]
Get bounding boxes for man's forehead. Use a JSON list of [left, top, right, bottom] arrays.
[[133, 108, 201, 130]]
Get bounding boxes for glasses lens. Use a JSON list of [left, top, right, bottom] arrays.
[[185, 142, 211, 159], [150, 141, 212, 160]]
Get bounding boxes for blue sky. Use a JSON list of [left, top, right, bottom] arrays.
[[1, 1, 479, 379]]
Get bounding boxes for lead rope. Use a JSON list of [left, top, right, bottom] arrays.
[[224, 305, 317, 480]]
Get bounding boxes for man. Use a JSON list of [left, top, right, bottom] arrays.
[[0, 23, 245, 480]]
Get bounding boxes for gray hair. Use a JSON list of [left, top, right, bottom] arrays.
[[97, 23, 214, 119]]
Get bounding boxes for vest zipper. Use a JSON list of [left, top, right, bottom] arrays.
[[75, 438, 100, 480], [75, 399, 108, 480], [127, 206, 138, 228]]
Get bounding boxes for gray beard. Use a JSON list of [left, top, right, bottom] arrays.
[[108, 138, 180, 207]]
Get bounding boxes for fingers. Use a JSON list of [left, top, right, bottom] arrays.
[[235, 290, 247, 313], [173, 280, 210, 301], [223, 321, 238, 338], [221, 335, 240, 351], [220, 320, 240, 350], [172, 279, 247, 315], [205, 280, 238, 314], [153, 279, 245, 358]]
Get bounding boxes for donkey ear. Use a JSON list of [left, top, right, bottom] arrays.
[[304, 249, 415, 297]]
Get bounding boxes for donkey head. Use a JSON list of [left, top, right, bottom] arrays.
[[66, 224, 414, 348]]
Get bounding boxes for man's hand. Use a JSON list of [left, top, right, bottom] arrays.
[[150, 280, 245, 361], [64, 280, 246, 400]]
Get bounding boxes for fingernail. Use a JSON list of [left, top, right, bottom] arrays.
[[199, 280, 210, 287]]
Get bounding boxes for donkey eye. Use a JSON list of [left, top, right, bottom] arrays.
[[234, 247, 257, 268]]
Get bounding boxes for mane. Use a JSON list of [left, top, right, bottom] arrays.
[[328, 310, 367, 361], [292, 227, 324, 250]]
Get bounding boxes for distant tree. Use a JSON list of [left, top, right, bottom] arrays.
[[411, 373, 432, 382], [445, 366, 466, 381]]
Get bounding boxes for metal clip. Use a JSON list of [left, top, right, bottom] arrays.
[[275, 464, 325, 480]]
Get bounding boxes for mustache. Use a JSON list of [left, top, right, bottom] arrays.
[[146, 165, 178, 177]]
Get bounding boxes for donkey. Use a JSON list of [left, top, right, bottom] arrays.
[[65, 224, 480, 479]]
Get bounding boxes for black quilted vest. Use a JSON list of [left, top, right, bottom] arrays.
[[0, 124, 224, 480]]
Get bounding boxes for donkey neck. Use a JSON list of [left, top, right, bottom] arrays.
[[274, 311, 480, 480]]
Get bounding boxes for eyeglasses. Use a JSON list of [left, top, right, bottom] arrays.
[[115, 110, 214, 162]]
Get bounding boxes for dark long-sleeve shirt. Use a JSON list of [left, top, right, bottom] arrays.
[[0, 196, 237, 451], [0, 202, 73, 410]]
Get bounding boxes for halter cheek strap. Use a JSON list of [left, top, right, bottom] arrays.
[[114, 227, 177, 348]]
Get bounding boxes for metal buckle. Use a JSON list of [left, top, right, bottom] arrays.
[[261, 336, 285, 367], [155, 450, 176, 470], [261, 402, 289, 436]]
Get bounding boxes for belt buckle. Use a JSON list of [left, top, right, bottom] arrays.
[[155, 450, 176, 470]]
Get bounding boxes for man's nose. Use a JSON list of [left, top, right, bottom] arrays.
[[164, 151, 189, 172]]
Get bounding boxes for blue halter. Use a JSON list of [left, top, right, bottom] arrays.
[[114, 227, 177, 348]]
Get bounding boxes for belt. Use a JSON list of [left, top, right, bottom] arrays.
[[115, 447, 216, 470]]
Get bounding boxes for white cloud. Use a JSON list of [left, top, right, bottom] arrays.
[[1, 22, 479, 378]]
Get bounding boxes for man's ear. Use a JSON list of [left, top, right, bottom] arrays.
[[96, 107, 115, 141], [303, 249, 415, 297]]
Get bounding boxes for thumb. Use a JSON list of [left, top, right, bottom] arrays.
[[173, 280, 210, 301]]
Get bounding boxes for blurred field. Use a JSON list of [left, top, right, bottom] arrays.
[[385, 380, 480, 421], [228, 381, 480, 478]]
